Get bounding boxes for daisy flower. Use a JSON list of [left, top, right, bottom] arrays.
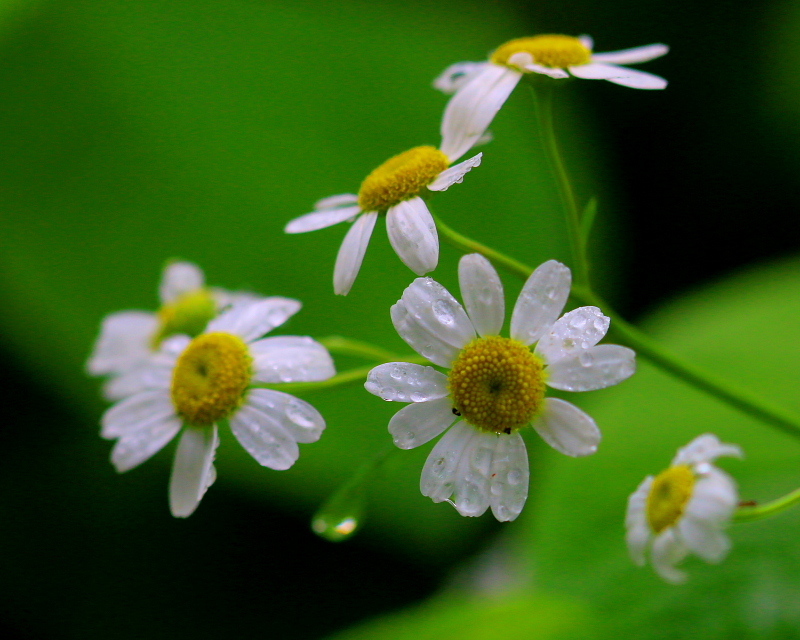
[[100, 298, 335, 517], [284, 145, 483, 296], [435, 35, 669, 162], [87, 261, 263, 399], [364, 254, 635, 521], [625, 434, 743, 583]]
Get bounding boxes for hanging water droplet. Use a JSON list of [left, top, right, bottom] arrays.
[[311, 515, 360, 542], [579, 351, 593, 368], [409, 391, 426, 403]]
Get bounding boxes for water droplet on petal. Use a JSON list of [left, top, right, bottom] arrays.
[[432, 299, 455, 325], [507, 469, 522, 485]]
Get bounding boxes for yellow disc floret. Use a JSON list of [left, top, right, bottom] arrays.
[[491, 35, 592, 70], [646, 465, 696, 534], [151, 289, 217, 348], [358, 146, 449, 213], [448, 336, 546, 435], [171, 332, 252, 427]]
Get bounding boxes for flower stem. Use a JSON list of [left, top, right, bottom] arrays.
[[529, 84, 591, 288], [734, 486, 800, 523], [434, 214, 800, 440], [318, 335, 402, 362]]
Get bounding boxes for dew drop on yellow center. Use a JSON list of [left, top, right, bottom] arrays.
[[171, 332, 252, 427], [357, 146, 449, 212], [448, 336, 546, 434], [646, 465, 696, 534], [491, 35, 592, 69], [151, 289, 217, 349]]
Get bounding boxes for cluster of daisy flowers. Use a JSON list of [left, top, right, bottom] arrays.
[[87, 32, 754, 584]]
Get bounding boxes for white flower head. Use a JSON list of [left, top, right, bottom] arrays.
[[625, 434, 743, 583], [364, 254, 635, 521], [100, 298, 336, 518], [436, 34, 669, 161], [87, 261, 263, 398], [285, 145, 483, 295]]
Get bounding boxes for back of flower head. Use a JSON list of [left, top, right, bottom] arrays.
[[93, 266, 336, 517]]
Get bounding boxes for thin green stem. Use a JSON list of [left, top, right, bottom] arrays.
[[435, 215, 800, 440], [529, 84, 590, 287], [734, 486, 800, 523], [318, 335, 401, 362]]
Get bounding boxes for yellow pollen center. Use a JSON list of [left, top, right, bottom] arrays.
[[357, 146, 449, 212], [448, 336, 546, 434], [490, 35, 592, 69], [171, 332, 252, 427], [151, 289, 217, 349], [646, 465, 696, 534]]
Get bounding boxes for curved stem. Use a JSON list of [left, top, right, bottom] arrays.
[[434, 214, 800, 440], [529, 85, 590, 287], [734, 486, 800, 523]]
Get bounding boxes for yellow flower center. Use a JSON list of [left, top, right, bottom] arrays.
[[357, 146, 449, 212], [171, 332, 252, 427], [490, 35, 592, 70], [646, 464, 696, 534], [448, 336, 546, 434], [151, 289, 217, 348]]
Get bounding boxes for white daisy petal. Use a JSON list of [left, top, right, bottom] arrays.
[[651, 528, 690, 584], [333, 211, 378, 296], [433, 61, 489, 94], [250, 336, 335, 383], [532, 398, 600, 457], [420, 421, 475, 503], [686, 471, 739, 522], [546, 344, 636, 392], [111, 414, 182, 472], [284, 205, 362, 234], [672, 433, 743, 466], [440, 64, 522, 162], [160, 262, 205, 304], [229, 404, 300, 469], [591, 43, 668, 65], [314, 193, 359, 210], [385, 198, 439, 276], [103, 362, 174, 401], [625, 476, 653, 566], [245, 388, 326, 444], [427, 153, 482, 191], [87, 311, 158, 376], [400, 277, 476, 349], [535, 306, 609, 364], [569, 62, 667, 89], [578, 34, 594, 50], [169, 425, 219, 518], [678, 515, 731, 563], [210, 288, 262, 312], [450, 429, 496, 517], [510, 259, 571, 346], [206, 297, 301, 342], [389, 397, 458, 450], [390, 301, 461, 367], [458, 253, 505, 337], [520, 61, 570, 79], [489, 433, 529, 521], [365, 363, 449, 402], [101, 390, 176, 439]]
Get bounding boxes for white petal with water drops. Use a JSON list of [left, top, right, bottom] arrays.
[[433, 61, 489, 94], [160, 261, 205, 304], [510, 259, 571, 346], [533, 398, 600, 457], [427, 153, 482, 191], [546, 344, 636, 392], [111, 413, 183, 472], [400, 277, 476, 350], [535, 306, 609, 364], [420, 421, 475, 503], [450, 429, 496, 517], [333, 210, 378, 296], [169, 425, 219, 518], [102, 390, 176, 439], [207, 297, 301, 342], [230, 403, 301, 469], [385, 198, 439, 276], [390, 302, 461, 368], [245, 388, 326, 444], [87, 311, 158, 376], [365, 363, 449, 402], [250, 336, 335, 383], [284, 205, 361, 233], [489, 433, 529, 521], [388, 397, 457, 450], [104, 357, 175, 400], [458, 253, 505, 337]]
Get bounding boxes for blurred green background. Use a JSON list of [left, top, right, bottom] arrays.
[[1, 0, 799, 638]]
